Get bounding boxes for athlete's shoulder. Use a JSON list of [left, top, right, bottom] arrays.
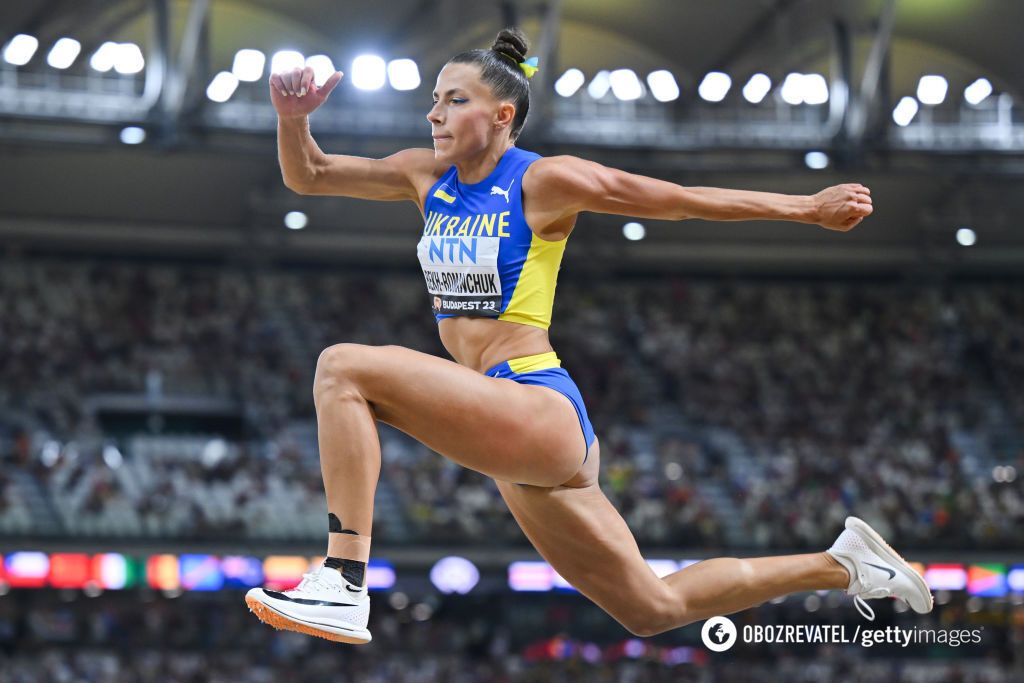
[[388, 147, 451, 180], [508, 145, 543, 163], [390, 148, 453, 209], [523, 155, 601, 200]]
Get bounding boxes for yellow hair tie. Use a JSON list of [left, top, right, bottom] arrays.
[[519, 56, 539, 79]]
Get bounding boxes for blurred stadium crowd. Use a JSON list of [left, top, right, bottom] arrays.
[[0, 256, 1022, 551], [0, 590, 1018, 682]]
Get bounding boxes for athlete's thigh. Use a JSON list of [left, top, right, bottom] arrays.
[[329, 343, 585, 486], [494, 473, 678, 631]]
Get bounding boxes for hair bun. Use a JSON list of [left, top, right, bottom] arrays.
[[490, 27, 529, 64]]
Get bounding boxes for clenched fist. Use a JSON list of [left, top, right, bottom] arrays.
[[812, 183, 873, 232], [269, 66, 343, 119]]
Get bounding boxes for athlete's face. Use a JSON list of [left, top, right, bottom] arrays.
[[427, 63, 515, 162]]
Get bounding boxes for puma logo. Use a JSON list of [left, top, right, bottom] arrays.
[[490, 178, 515, 203]]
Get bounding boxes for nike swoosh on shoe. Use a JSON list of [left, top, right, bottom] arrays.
[[263, 589, 359, 607], [864, 562, 896, 580]]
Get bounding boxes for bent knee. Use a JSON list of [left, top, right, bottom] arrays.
[[314, 343, 374, 397]]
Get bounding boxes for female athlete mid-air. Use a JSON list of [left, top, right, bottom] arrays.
[[246, 28, 933, 644]]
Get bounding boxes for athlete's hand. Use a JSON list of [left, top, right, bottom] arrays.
[[811, 183, 873, 232], [269, 66, 343, 119]]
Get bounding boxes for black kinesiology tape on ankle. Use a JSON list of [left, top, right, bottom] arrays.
[[324, 518, 367, 586]]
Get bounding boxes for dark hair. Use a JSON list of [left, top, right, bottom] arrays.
[[447, 28, 531, 141]]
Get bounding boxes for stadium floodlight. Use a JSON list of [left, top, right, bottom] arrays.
[[586, 70, 611, 99], [623, 222, 646, 240], [119, 126, 146, 145], [305, 55, 335, 87], [269, 50, 304, 75], [802, 73, 829, 105], [697, 71, 731, 102], [47, 37, 81, 69], [232, 49, 265, 82], [917, 75, 948, 105], [804, 151, 829, 170], [964, 77, 993, 106], [554, 68, 584, 97], [646, 70, 679, 102], [387, 59, 420, 90], [892, 96, 919, 126], [742, 73, 771, 103], [956, 227, 976, 246], [351, 54, 386, 90], [113, 42, 144, 74], [206, 71, 239, 102], [780, 73, 805, 105], [3, 34, 39, 66], [102, 445, 123, 469], [609, 69, 643, 101], [429, 556, 480, 594], [89, 41, 119, 72], [284, 211, 308, 230]]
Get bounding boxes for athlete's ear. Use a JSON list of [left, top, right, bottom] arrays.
[[494, 101, 515, 130]]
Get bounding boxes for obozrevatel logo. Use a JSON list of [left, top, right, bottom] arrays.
[[701, 616, 737, 652]]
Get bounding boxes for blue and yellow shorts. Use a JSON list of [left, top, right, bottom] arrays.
[[484, 351, 596, 464]]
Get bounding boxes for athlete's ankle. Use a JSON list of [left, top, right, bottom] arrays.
[[822, 551, 852, 589], [326, 513, 372, 587]]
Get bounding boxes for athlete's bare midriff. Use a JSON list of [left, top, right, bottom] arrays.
[[438, 317, 554, 374]]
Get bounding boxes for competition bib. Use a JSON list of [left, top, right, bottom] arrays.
[[416, 235, 502, 316]]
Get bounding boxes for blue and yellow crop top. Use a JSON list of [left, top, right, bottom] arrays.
[[416, 146, 567, 330]]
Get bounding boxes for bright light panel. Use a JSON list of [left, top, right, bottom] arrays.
[[387, 58, 420, 90], [206, 71, 239, 103], [742, 73, 771, 103], [609, 69, 643, 101], [120, 126, 146, 144], [697, 71, 731, 102], [587, 70, 611, 99], [90, 41, 119, 72], [779, 72, 833, 106], [646, 70, 679, 102], [305, 55, 335, 87], [554, 68, 584, 97], [232, 49, 265, 82], [3, 34, 39, 66], [964, 78, 992, 106], [893, 96, 919, 126], [270, 50, 304, 75], [47, 37, 80, 69], [351, 54, 386, 90], [803, 73, 829, 105], [804, 151, 829, 169], [623, 222, 646, 240], [113, 43, 144, 75], [781, 73, 805, 105], [917, 75, 948, 105], [285, 211, 308, 230]]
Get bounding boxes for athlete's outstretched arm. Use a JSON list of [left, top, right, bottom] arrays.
[[524, 155, 873, 232], [270, 66, 441, 202]]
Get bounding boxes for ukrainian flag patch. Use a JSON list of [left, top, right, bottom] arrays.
[[433, 183, 456, 204]]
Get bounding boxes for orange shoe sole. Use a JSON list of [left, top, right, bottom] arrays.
[[245, 594, 371, 645]]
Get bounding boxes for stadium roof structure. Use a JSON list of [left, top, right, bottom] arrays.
[[1, 0, 1023, 273]]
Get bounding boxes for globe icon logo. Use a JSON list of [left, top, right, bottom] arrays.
[[701, 616, 737, 652]]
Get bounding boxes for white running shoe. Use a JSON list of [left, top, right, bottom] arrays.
[[826, 516, 934, 621], [245, 564, 372, 644]]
